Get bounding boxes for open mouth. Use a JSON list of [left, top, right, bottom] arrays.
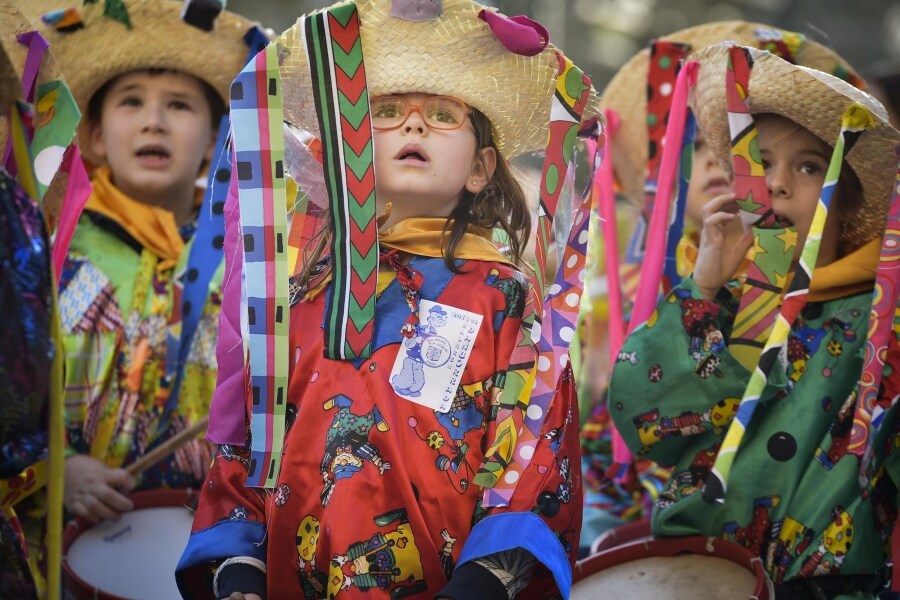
[[136, 144, 171, 162], [395, 144, 429, 163], [772, 214, 794, 228]]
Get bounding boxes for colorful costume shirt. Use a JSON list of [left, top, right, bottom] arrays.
[[58, 177, 221, 490], [177, 251, 582, 599], [609, 260, 900, 589], [0, 171, 54, 599]]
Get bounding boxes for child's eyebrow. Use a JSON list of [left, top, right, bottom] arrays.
[[110, 83, 146, 95], [793, 148, 830, 162], [759, 147, 830, 162]]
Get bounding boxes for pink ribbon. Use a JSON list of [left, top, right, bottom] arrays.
[[206, 162, 247, 444], [51, 146, 91, 282], [478, 10, 549, 56], [628, 61, 699, 333]]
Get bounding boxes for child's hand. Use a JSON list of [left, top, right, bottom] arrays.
[[64, 454, 135, 523], [693, 193, 753, 301]]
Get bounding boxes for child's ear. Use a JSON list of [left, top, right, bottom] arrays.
[[87, 120, 107, 162], [466, 147, 497, 194], [203, 126, 217, 163]]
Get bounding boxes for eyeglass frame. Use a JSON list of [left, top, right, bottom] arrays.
[[369, 95, 474, 131]]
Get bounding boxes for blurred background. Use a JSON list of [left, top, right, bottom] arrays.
[[230, 0, 897, 90]]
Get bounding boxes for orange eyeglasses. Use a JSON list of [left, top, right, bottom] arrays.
[[370, 95, 472, 131]]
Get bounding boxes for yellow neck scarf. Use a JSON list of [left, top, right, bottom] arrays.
[[379, 217, 514, 265], [807, 237, 880, 302], [306, 217, 515, 300], [84, 166, 185, 266]]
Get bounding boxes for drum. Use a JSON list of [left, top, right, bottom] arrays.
[[590, 518, 652, 554], [573, 536, 773, 599], [62, 488, 197, 600]]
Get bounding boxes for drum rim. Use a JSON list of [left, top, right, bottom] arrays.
[[575, 535, 771, 599], [61, 488, 199, 600]]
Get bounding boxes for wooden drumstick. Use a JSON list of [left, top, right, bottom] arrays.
[[126, 416, 210, 477]]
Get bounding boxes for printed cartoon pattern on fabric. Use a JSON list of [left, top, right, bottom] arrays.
[[704, 102, 878, 503], [319, 394, 390, 507], [178, 258, 582, 597], [609, 273, 898, 584], [328, 509, 427, 597]]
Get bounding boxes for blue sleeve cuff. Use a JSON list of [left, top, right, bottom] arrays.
[[176, 519, 267, 583], [457, 512, 571, 597]]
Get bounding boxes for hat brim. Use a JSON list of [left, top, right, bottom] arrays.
[[600, 20, 863, 205], [276, 0, 600, 159], [690, 43, 899, 245], [37, 0, 257, 112], [36, 0, 259, 167]]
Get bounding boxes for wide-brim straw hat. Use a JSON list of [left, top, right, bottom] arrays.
[[690, 43, 899, 245], [276, 0, 602, 159], [601, 20, 863, 205], [31, 0, 259, 166]]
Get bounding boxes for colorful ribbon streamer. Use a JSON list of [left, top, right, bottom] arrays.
[[849, 151, 900, 486], [303, 3, 379, 360], [230, 43, 290, 487], [704, 102, 876, 502]]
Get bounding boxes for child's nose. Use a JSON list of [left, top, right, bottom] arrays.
[[402, 110, 427, 134], [142, 102, 168, 132], [766, 165, 790, 197]]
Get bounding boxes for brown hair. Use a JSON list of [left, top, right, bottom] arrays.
[[296, 107, 532, 288]]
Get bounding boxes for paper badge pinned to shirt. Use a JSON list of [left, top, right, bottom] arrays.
[[390, 300, 482, 413]]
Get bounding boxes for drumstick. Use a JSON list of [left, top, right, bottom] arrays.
[[126, 416, 210, 477]]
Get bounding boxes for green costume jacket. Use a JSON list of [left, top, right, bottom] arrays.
[[609, 277, 899, 587]]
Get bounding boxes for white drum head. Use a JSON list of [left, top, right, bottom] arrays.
[[65, 505, 194, 599]]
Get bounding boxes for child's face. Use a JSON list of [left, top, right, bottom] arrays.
[[372, 93, 496, 229], [756, 114, 841, 266], [685, 130, 732, 229], [88, 70, 215, 212]]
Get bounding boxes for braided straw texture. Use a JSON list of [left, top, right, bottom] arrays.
[[35, 0, 256, 112], [277, 0, 601, 159], [690, 43, 899, 244], [1, 0, 66, 149], [600, 20, 861, 205]]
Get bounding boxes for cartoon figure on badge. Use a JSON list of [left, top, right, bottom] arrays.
[[392, 304, 451, 397]]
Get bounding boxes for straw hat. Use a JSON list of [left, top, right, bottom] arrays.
[[30, 0, 260, 167], [1, 0, 77, 227], [34, 0, 258, 113], [276, 0, 602, 159], [600, 21, 863, 205], [1, 0, 66, 147], [690, 43, 899, 245]]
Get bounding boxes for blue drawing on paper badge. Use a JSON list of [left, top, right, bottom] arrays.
[[392, 304, 450, 397]]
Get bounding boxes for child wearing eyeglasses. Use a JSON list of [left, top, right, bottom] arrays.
[[176, 1, 599, 599]]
